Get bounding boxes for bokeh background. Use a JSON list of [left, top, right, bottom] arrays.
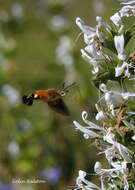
[[0, 0, 120, 190]]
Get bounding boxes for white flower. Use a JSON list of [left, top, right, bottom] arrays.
[[100, 146, 122, 165], [78, 170, 86, 179], [99, 83, 135, 103], [76, 17, 95, 45], [121, 92, 135, 100], [8, 141, 20, 157], [96, 16, 103, 26], [104, 130, 133, 162], [50, 15, 68, 31], [103, 131, 115, 144], [76, 17, 96, 36], [55, 36, 73, 66], [112, 161, 132, 175], [1, 84, 20, 106], [92, 63, 99, 74], [131, 135, 135, 141], [76, 170, 100, 189], [95, 111, 106, 121], [100, 177, 107, 190], [73, 121, 101, 139], [96, 27, 104, 43], [109, 104, 115, 116], [114, 35, 126, 60], [85, 44, 97, 56], [110, 12, 122, 27], [94, 162, 117, 178], [123, 175, 129, 190], [81, 49, 92, 63], [73, 111, 105, 139], [116, 1, 135, 18], [96, 16, 107, 28], [116, 142, 133, 162], [99, 83, 108, 92], [120, 5, 135, 17], [11, 3, 23, 19], [81, 49, 100, 74], [121, 1, 135, 5], [82, 111, 105, 131], [124, 65, 130, 78], [99, 84, 117, 115], [94, 161, 102, 172], [83, 33, 94, 45], [103, 88, 135, 101], [84, 44, 104, 59], [104, 92, 112, 103], [115, 62, 128, 77]]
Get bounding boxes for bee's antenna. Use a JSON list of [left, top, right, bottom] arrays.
[[63, 82, 77, 92], [62, 82, 66, 89]]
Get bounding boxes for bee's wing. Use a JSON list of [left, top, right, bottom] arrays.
[[47, 98, 70, 116]]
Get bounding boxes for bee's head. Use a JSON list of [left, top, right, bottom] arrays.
[[22, 94, 34, 106]]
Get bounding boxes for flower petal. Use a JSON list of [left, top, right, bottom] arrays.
[[73, 121, 101, 138], [114, 35, 126, 60]]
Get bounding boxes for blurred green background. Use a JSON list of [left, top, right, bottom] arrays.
[[0, 0, 119, 189]]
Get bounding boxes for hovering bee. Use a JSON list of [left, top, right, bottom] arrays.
[[22, 82, 76, 116]]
